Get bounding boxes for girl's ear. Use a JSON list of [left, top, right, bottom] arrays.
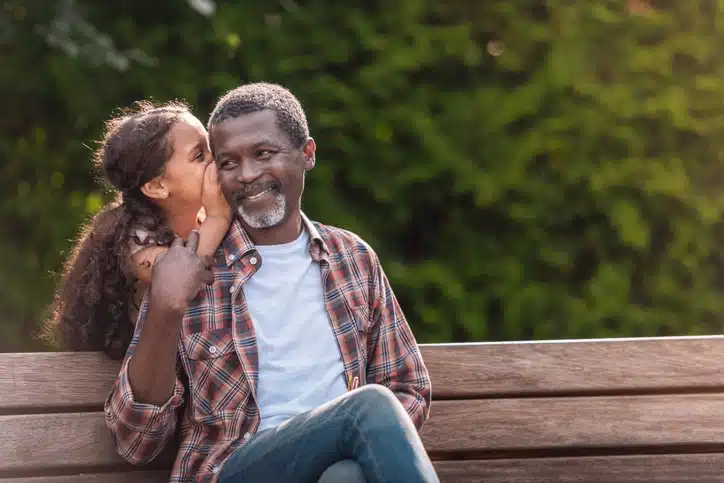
[[140, 176, 169, 200]]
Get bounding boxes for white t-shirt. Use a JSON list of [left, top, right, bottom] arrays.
[[243, 229, 348, 432]]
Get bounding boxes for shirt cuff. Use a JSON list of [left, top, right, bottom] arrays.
[[112, 356, 185, 432]]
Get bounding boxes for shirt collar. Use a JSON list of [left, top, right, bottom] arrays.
[[222, 211, 329, 266]]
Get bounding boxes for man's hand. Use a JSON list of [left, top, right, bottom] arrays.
[[149, 230, 215, 316]]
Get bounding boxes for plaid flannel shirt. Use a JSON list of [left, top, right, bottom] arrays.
[[104, 214, 432, 483]]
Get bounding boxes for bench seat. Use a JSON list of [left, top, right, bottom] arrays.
[[3, 336, 724, 481]]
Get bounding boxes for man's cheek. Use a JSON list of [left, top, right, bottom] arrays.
[[220, 183, 237, 206]]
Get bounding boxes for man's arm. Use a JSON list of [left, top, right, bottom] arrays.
[[104, 296, 186, 465], [105, 232, 214, 465], [364, 249, 432, 431]]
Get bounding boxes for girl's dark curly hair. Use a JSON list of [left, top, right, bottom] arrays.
[[44, 100, 190, 360]]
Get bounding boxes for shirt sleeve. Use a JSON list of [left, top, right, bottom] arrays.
[[103, 297, 185, 465], [364, 249, 432, 431]]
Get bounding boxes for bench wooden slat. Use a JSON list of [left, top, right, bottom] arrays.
[[0, 412, 174, 476], [5, 393, 724, 472], [433, 454, 724, 482], [423, 337, 724, 398], [0, 412, 124, 472], [3, 454, 723, 482], [0, 471, 168, 482], [7, 336, 724, 413], [4, 337, 724, 411], [0, 353, 118, 412], [423, 394, 724, 453], [3, 455, 723, 483]]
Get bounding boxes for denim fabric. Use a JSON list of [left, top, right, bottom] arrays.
[[318, 460, 366, 483], [218, 385, 439, 483]]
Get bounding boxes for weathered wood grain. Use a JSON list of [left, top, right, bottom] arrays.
[[0, 412, 174, 476], [433, 454, 724, 482], [0, 352, 119, 412], [6, 338, 724, 480], [422, 337, 724, 398], [0, 472, 168, 482], [423, 394, 724, 453], [4, 337, 724, 411], [4, 455, 724, 483], [5, 393, 724, 471]]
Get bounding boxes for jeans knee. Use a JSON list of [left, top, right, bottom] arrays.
[[356, 384, 396, 405], [318, 459, 366, 483], [352, 384, 403, 421]]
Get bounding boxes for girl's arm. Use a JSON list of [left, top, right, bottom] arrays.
[[131, 162, 231, 284], [131, 246, 167, 284], [195, 210, 230, 258], [130, 213, 228, 285], [196, 161, 232, 258]]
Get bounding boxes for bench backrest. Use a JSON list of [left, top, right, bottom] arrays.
[[2, 337, 724, 481]]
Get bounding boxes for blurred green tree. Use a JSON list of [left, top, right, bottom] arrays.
[[2, 0, 724, 351]]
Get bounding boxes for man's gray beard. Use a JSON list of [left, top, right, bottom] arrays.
[[237, 190, 287, 229]]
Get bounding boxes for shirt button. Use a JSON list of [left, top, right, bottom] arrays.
[[209, 346, 217, 354], [243, 432, 251, 441], [211, 465, 220, 474], [249, 256, 258, 265], [229, 253, 237, 261], [229, 285, 236, 294]]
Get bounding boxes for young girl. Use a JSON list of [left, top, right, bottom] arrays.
[[45, 100, 231, 360]]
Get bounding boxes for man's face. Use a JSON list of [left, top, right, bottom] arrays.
[[210, 110, 314, 230]]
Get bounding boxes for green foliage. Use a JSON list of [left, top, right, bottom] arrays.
[[3, 0, 724, 351]]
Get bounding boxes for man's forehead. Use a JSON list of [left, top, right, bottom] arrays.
[[210, 110, 281, 149]]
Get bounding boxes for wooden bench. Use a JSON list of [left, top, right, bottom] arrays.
[[3, 336, 724, 481]]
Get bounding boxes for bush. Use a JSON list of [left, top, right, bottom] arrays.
[[3, 1, 724, 350]]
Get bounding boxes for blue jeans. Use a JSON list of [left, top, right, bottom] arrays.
[[218, 384, 439, 483], [318, 460, 366, 482]]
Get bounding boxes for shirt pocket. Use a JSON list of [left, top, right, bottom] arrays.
[[184, 328, 245, 417]]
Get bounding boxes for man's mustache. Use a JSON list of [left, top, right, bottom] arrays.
[[232, 181, 281, 201]]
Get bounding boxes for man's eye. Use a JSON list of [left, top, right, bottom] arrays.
[[257, 150, 272, 157]]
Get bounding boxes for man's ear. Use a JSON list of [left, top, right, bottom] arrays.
[[303, 137, 316, 171], [140, 176, 169, 200]]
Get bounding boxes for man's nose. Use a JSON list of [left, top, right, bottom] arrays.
[[236, 159, 262, 184]]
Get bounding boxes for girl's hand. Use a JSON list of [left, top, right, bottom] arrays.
[[201, 162, 231, 222]]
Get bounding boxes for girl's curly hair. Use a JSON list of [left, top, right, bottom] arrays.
[[44, 100, 190, 360]]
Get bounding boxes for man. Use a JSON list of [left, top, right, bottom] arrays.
[[104, 83, 438, 483]]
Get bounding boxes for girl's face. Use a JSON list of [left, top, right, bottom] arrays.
[[157, 112, 213, 212]]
